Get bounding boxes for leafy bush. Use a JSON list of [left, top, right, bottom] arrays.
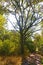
[[26, 38, 36, 53], [0, 40, 10, 55], [0, 39, 20, 55], [38, 44, 43, 55], [41, 59, 43, 64], [27, 42, 36, 53]]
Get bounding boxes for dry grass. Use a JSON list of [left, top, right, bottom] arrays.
[[0, 56, 22, 65]]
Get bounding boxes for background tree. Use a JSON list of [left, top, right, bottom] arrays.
[[0, 14, 6, 28], [34, 32, 43, 55]]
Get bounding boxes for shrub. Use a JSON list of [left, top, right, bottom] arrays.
[[38, 44, 43, 55], [26, 38, 36, 53], [0, 43, 9, 55]]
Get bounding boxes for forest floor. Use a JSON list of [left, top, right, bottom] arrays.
[[0, 53, 43, 65]]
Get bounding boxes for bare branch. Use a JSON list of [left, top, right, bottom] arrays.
[[25, 27, 43, 39], [24, 16, 42, 34], [24, 9, 30, 29]]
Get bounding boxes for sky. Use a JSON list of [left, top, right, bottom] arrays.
[[7, 14, 16, 30]]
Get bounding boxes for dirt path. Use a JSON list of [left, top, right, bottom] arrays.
[[27, 54, 43, 65]]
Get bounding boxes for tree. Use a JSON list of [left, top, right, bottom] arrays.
[[0, 14, 6, 41], [34, 33, 43, 55], [0, 14, 6, 28], [0, 29, 20, 55], [0, 0, 43, 65]]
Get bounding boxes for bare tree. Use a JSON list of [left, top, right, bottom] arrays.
[[0, 0, 43, 65]]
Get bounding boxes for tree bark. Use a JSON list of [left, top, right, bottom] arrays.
[[20, 31, 29, 65]]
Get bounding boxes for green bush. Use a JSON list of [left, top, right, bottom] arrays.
[[28, 42, 36, 53], [40, 58, 43, 64], [38, 44, 43, 55], [0, 39, 21, 55], [26, 38, 36, 53], [0, 40, 10, 55]]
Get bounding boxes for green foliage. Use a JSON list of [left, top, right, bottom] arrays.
[[0, 14, 6, 29], [0, 5, 5, 15], [0, 40, 10, 55], [34, 33, 43, 54], [0, 40, 3, 47], [39, 44, 43, 55], [33, 0, 43, 4], [41, 58, 43, 64], [0, 3, 8, 15], [25, 38, 36, 53], [0, 29, 20, 55]]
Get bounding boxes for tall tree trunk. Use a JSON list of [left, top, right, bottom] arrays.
[[20, 31, 29, 65]]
